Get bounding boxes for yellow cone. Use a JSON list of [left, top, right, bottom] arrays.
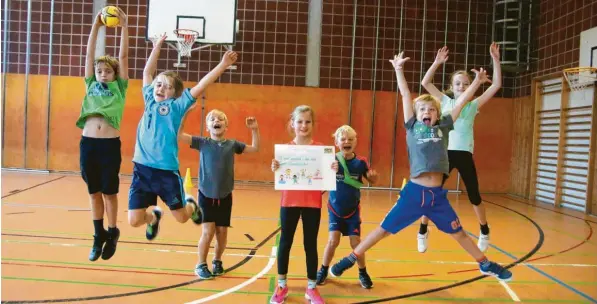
[[398, 178, 407, 199], [184, 168, 193, 194]]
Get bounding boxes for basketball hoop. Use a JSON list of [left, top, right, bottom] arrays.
[[174, 29, 199, 57], [563, 67, 597, 91]]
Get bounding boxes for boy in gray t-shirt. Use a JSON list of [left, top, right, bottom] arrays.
[[330, 52, 512, 282], [179, 109, 260, 279]]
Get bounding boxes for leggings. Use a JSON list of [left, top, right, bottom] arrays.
[[442, 150, 482, 205], [277, 207, 321, 280]]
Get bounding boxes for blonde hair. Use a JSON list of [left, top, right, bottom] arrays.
[[288, 105, 315, 134], [153, 71, 184, 98], [443, 70, 472, 98], [413, 94, 441, 114], [94, 55, 119, 77], [206, 109, 229, 126], [332, 125, 357, 141]]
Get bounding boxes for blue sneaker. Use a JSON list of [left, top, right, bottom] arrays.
[[480, 261, 513, 282], [195, 263, 213, 279], [330, 256, 355, 277], [359, 271, 373, 289], [146, 208, 162, 241]]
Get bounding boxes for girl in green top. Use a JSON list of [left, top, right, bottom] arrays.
[[77, 8, 129, 262], [418, 43, 502, 253]]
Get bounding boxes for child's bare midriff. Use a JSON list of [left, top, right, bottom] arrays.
[[411, 172, 444, 187], [82, 115, 119, 138]]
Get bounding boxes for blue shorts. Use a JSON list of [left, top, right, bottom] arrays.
[[380, 181, 462, 234], [328, 204, 361, 236], [128, 162, 185, 211]]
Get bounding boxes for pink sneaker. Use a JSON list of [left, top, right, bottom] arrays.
[[269, 285, 288, 304], [305, 287, 325, 304]]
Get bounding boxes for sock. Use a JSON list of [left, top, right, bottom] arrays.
[[480, 223, 490, 235], [347, 252, 358, 265], [307, 279, 317, 289], [419, 223, 428, 234], [358, 267, 367, 273], [478, 256, 490, 267], [93, 219, 106, 237], [107, 226, 118, 235], [278, 278, 287, 288], [321, 264, 329, 270]]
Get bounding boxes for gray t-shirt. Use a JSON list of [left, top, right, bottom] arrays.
[[191, 137, 246, 199], [404, 114, 454, 178]]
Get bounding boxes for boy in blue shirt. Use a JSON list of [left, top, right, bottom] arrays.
[[316, 125, 378, 289], [127, 33, 238, 241]]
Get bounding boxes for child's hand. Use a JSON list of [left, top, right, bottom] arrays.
[[489, 42, 500, 61], [94, 12, 103, 26], [271, 159, 280, 172], [222, 51, 238, 66], [366, 169, 378, 180], [331, 161, 339, 172], [245, 117, 258, 129], [115, 7, 128, 27], [471, 67, 491, 84], [151, 32, 167, 48], [389, 51, 410, 70], [434, 46, 449, 64]]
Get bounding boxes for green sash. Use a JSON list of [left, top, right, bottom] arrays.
[[336, 152, 364, 189]]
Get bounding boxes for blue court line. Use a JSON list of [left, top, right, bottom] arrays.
[[466, 231, 597, 303]]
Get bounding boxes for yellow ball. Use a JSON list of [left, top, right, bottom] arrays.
[[100, 6, 120, 27]]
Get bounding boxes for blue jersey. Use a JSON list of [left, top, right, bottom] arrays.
[[328, 154, 369, 217], [132, 85, 196, 171]]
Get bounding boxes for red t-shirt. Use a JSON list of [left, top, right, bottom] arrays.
[[280, 140, 324, 208]]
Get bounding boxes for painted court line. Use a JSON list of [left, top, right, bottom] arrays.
[[185, 246, 277, 304], [499, 280, 521, 302]]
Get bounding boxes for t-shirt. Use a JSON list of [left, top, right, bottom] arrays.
[[132, 85, 196, 171], [404, 114, 454, 178], [280, 141, 324, 208], [441, 95, 479, 153], [328, 154, 369, 217], [76, 75, 128, 130], [191, 137, 246, 199]]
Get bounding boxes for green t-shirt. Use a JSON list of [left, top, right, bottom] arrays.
[[441, 94, 478, 153], [76, 75, 129, 130]]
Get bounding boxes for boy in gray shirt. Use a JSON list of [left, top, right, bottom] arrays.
[[179, 109, 260, 279], [330, 52, 512, 283]]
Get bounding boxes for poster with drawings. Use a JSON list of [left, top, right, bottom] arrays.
[[274, 144, 337, 191]]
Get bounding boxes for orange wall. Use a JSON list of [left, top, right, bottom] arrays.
[[2, 74, 513, 192]]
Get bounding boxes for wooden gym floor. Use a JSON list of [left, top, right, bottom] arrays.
[[1, 170, 596, 303]]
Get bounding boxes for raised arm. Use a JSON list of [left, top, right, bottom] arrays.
[[389, 52, 413, 122], [189, 51, 238, 99], [116, 8, 129, 80], [242, 117, 260, 153], [450, 68, 488, 121], [177, 107, 193, 146], [476, 42, 502, 109], [84, 13, 103, 78], [421, 46, 449, 100], [143, 33, 167, 86]]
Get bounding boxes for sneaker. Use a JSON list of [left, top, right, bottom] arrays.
[[478, 233, 490, 252], [146, 207, 162, 241], [269, 285, 288, 304], [88, 234, 106, 261], [195, 263, 213, 279], [358, 271, 373, 289], [185, 195, 202, 225], [330, 256, 355, 277], [101, 227, 120, 260], [479, 261, 513, 282], [304, 287, 325, 304], [316, 266, 328, 285], [417, 231, 429, 253], [212, 260, 224, 276]]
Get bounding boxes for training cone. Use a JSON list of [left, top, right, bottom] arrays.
[[398, 178, 407, 199], [184, 168, 193, 194]]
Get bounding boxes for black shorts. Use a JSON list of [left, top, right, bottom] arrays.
[[128, 162, 185, 211], [198, 190, 233, 227], [79, 136, 122, 195]]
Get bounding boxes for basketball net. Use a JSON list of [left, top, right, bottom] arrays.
[[563, 67, 597, 92], [174, 29, 199, 57]]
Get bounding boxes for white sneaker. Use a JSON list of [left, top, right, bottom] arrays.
[[417, 231, 429, 253], [478, 233, 490, 252]]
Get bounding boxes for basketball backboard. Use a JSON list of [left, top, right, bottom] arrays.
[[145, 0, 238, 45]]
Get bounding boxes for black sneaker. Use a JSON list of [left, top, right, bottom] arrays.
[[146, 207, 162, 241], [212, 260, 225, 276], [359, 271, 373, 289], [101, 227, 120, 260], [185, 195, 202, 225], [316, 266, 329, 285], [89, 234, 106, 261], [195, 263, 213, 279]]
